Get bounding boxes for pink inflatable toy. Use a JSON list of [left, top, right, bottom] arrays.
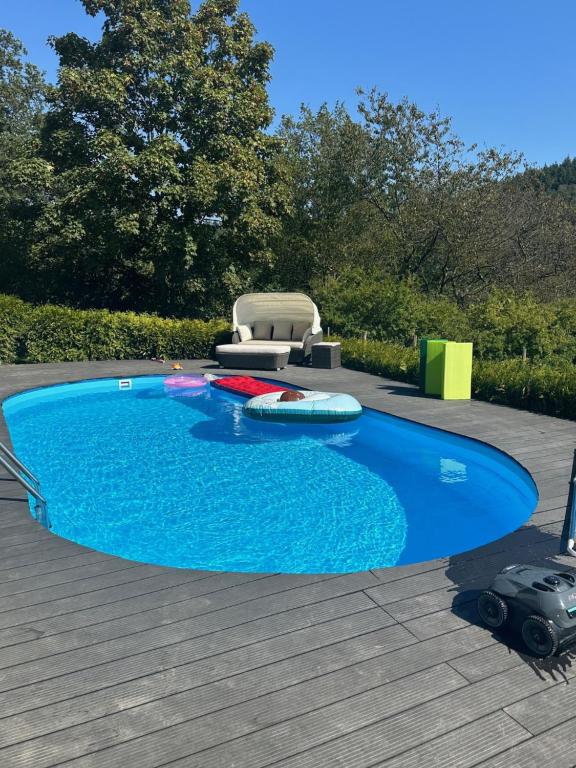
[[164, 375, 208, 389]]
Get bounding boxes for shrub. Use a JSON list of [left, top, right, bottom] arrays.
[[164, 319, 232, 359], [110, 312, 173, 360], [0, 294, 30, 363], [314, 269, 470, 344], [337, 338, 419, 383], [314, 270, 423, 342], [24, 305, 102, 363], [337, 335, 576, 420], [550, 298, 576, 361], [414, 294, 470, 342], [0, 295, 229, 363], [315, 273, 575, 364], [467, 290, 572, 361], [472, 359, 576, 420]]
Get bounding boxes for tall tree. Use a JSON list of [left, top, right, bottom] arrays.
[[0, 30, 50, 298], [279, 92, 576, 303], [35, 0, 289, 316], [531, 156, 576, 201], [273, 104, 387, 290]]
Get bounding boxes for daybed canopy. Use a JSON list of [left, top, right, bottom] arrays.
[[232, 293, 322, 334]]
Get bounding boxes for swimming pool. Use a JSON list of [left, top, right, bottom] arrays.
[[2, 375, 537, 573]]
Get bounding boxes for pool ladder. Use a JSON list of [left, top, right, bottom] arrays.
[[0, 441, 49, 528]]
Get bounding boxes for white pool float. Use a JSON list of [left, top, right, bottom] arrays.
[[243, 390, 362, 423]]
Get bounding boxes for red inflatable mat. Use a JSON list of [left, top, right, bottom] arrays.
[[211, 376, 291, 398]]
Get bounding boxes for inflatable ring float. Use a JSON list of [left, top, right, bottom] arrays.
[[164, 375, 208, 397], [164, 375, 208, 389], [243, 390, 362, 423]]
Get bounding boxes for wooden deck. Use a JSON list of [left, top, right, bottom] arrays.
[[0, 359, 575, 768]]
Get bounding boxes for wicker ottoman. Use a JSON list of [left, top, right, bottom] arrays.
[[215, 344, 291, 370], [311, 342, 341, 369]]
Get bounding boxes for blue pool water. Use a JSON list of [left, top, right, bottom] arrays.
[[2, 375, 537, 573]]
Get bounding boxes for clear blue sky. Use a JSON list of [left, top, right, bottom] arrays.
[[2, 0, 574, 166]]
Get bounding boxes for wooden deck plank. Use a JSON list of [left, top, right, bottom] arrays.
[[0, 562, 183, 611], [374, 712, 530, 768], [0, 551, 122, 584], [504, 679, 576, 736], [168, 697, 528, 768], [0, 609, 400, 720], [29, 665, 466, 768], [0, 570, 272, 650], [475, 716, 576, 768], [0, 621, 490, 754], [0, 575, 378, 668], [0, 597, 386, 696], [0, 572, 370, 651], [0, 568, 242, 631], [0, 558, 150, 599]]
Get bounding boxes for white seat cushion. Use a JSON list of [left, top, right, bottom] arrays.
[[217, 344, 290, 355], [239, 339, 304, 350], [237, 324, 253, 342]]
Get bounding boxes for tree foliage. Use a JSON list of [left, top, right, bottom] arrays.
[[29, 0, 289, 317], [0, 30, 51, 298], [467, 290, 574, 360], [272, 104, 380, 289], [1, 15, 576, 326], [315, 268, 576, 363], [533, 156, 576, 201], [278, 93, 576, 303]]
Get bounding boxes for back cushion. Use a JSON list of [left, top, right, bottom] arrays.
[[253, 321, 273, 340], [237, 324, 253, 342], [272, 321, 293, 341], [292, 321, 310, 341]]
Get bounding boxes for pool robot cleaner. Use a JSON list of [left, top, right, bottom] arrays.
[[478, 564, 576, 657]]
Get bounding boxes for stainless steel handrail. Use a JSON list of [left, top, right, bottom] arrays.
[[0, 441, 41, 489], [0, 442, 49, 528]]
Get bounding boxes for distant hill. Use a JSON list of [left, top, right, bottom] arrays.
[[532, 156, 576, 200]]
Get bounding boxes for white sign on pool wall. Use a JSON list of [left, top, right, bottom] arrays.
[[118, 379, 132, 391]]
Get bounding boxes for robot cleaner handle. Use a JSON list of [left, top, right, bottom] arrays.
[[567, 476, 576, 558]]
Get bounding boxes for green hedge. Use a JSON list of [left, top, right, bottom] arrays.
[[0, 295, 230, 363], [336, 336, 576, 420], [472, 359, 576, 420], [0, 295, 31, 364], [339, 338, 419, 384], [315, 271, 576, 363]]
